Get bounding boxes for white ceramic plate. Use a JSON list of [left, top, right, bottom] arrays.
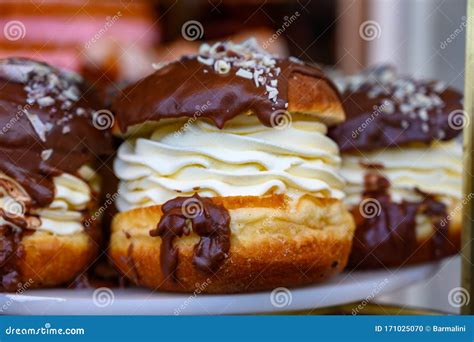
[[0, 263, 439, 315]]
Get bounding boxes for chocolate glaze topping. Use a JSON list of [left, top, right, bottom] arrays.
[[150, 194, 231, 281], [328, 65, 463, 152], [0, 57, 113, 207], [0, 58, 113, 290], [349, 172, 451, 269], [113, 39, 336, 132]]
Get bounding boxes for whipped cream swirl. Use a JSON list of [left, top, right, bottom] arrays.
[[0, 165, 98, 235], [341, 139, 462, 206], [114, 116, 344, 212]]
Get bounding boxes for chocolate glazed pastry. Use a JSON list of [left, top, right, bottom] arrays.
[[349, 173, 450, 269], [112, 40, 344, 134], [328, 65, 463, 152], [0, 57, 113, 290], [150, 194, 230, 281], [109, 39, 354, 293], [328, 65, 462, 269]]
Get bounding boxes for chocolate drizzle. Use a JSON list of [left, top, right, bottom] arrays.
[[349, 172, 451, 269], [113, 40, 336, 132], [150, 194, 231, 281], [328, 65, 463, 152], [0, 58, 113, 290]]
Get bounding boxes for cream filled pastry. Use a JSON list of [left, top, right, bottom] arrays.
[[328, 65, 463, 269], [0, 58, 112, 290], [109, 39, 355, 293], [115, 116, 344, 212]]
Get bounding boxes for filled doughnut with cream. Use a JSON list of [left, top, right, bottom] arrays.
[[328, 66, 463, 269], [0, 58, 113, 290], [109, 39, 355, 293]]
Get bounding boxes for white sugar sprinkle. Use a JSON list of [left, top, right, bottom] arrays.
[[36, 96, 55, 107], [197, 39, 284, 103], [41, 149, 53, 161], [214, 60, 231, 74], [25, 111, 47, 142], [418, 109, 429, 121], [236, 68, 253, 79]]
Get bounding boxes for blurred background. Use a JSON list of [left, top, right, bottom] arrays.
[[0, 0, 467, 313]]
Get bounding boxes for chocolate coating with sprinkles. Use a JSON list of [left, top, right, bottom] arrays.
[[113, 39, 335, 132], [0, 57, 113, 207], [328, 65, 463, 152]]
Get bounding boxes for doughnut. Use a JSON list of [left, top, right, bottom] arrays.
[[328, 65, 463, 269], [0, 58, 113, 290], [109, 38, 355, 293]]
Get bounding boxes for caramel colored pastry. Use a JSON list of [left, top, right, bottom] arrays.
[[328, 66, 463, 269], [110, 39, 355, 293], [0, 58, 113, 290], [0, 0, 158, 85]]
